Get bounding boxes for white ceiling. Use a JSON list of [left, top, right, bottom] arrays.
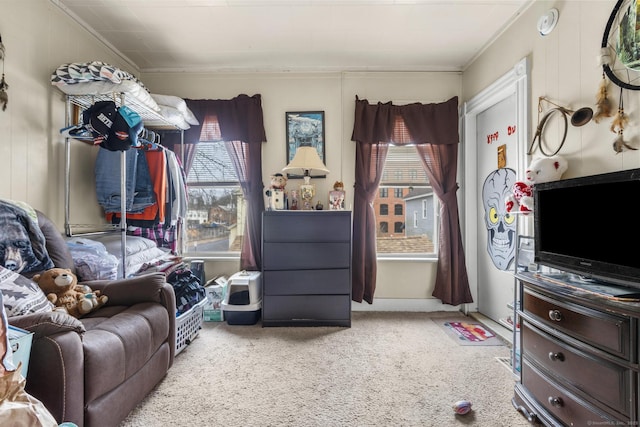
[[52, 0, 535, 73]]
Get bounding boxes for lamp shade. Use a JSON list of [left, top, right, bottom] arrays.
[[282, 145, 329, 175]]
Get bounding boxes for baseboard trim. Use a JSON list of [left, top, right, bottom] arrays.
[[351, 298, 463, 312], [468, 312, 513, 345]]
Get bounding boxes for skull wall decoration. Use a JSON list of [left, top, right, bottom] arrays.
[[482, 168, 517, 270]]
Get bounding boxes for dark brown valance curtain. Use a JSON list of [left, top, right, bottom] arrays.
[[351, 96, 473, 306], [163, 94, 267, 270]]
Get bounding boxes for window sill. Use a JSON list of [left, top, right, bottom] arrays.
[[184, 253, 437, 262], [183, 252, 240, 261], [376, 254, 438, 262]]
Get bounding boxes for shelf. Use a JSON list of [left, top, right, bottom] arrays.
[[66, 93, 176, 129]]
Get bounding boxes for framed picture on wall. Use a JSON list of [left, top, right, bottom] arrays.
[[285, 111, 326, 178]]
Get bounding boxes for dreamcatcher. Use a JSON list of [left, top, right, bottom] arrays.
[[610, 87, 636, 153], [598, 0, 640, 152]]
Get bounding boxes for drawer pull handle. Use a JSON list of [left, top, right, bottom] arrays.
[[548, 351, 565, 362], [548, 396, 564, 408], [515, 404, 538, 424], [548, 309, 563, 322]]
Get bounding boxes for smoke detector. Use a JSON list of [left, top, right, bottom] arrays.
[[537, 8, 559, 36]]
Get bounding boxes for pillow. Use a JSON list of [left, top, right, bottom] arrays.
[[90, 234, 157, 255], [0, 200, 55, 275], [157, 105, 192, 130], [66, 237, 119, 281], [84, 235, 169, 277], [0, 266, 53, 317], [151, 94, 199, 125], [126, 246, 170, 276]]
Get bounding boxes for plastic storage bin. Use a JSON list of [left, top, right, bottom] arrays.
[[7, 325, 33, 378], [175, 298, 206, 355]]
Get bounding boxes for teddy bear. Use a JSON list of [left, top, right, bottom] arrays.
[[505, 155, 568, 213], [33, 268, 108, 318], [265, 172, 288, 210]]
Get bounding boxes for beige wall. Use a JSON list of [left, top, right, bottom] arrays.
[[462, 0, 640, 318], [0, 0, 141, 225], [141, 71, 462, 310], [464, 0, 640, 177]]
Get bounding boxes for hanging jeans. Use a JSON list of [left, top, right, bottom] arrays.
[[95, 147, 155, 213]]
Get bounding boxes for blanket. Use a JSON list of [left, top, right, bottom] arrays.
[[50, 61, 150, 93], [0, 200, 54, 275]]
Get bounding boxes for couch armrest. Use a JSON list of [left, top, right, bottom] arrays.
[[8, 310, 85, 339], [82, 272, 177, 367], [8, 313, 86, 426], [82, 272, 173, 308]]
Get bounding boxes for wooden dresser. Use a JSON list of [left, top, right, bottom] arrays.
[[261, 210, 352, 327], [513, 271, 640, 426]]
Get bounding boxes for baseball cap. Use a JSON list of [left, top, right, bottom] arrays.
[[101, 105, 143, 151], [82, 100, 117, 139]]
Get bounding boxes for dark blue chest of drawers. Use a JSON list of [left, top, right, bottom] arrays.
[[261, 210, 352, 327]]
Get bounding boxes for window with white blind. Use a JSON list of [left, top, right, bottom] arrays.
[[184, 140, 245, 256], [373, 145, 438, 256]]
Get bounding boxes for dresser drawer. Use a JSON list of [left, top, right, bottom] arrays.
[[522, 322, 631, 416], [263, 242, 350, 270], [263, 211, 351, 242], [521, 358, 626, 426], [263, 295, 351, 321], [523, 289, 629, 359], [264, 269, 350, 295]]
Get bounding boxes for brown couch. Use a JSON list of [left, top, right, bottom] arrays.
[[8, 211, 176, 427]]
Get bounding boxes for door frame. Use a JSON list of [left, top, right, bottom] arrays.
[[461, 57, 530, 313]]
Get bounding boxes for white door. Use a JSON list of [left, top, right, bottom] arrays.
[[463, 58, 529, 324], [475, 95, 518, 323]]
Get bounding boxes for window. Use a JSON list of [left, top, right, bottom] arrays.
[[183, 141, 245, 255], [373, 145, 438, 256], [379, 222, 388, 233]]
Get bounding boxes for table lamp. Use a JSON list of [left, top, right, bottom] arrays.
[[282, 143, 329, 210]]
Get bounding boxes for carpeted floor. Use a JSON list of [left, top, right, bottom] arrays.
[[121, 311, 529, 427]]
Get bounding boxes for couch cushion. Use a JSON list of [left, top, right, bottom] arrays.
[[81, 302, 170, 402], [34, 210, 76, 275], [0, 266, 53, 316]]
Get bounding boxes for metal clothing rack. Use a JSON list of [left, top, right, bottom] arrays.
[[63, 92, 183, 278]]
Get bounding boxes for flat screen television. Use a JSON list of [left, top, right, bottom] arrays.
[[533, 167, 640, 290]]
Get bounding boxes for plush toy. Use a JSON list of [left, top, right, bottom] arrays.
[[265, 173, 288, 210], [505, 155, 568, 213], [33, 268, 108, 318], [333, 181, 344, 192], [269, 173, 287, 191]]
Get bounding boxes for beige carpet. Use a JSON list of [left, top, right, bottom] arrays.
[[121, 311, 529, 427]]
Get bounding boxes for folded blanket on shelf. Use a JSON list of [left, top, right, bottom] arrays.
[[51, 61, 148, 89]]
